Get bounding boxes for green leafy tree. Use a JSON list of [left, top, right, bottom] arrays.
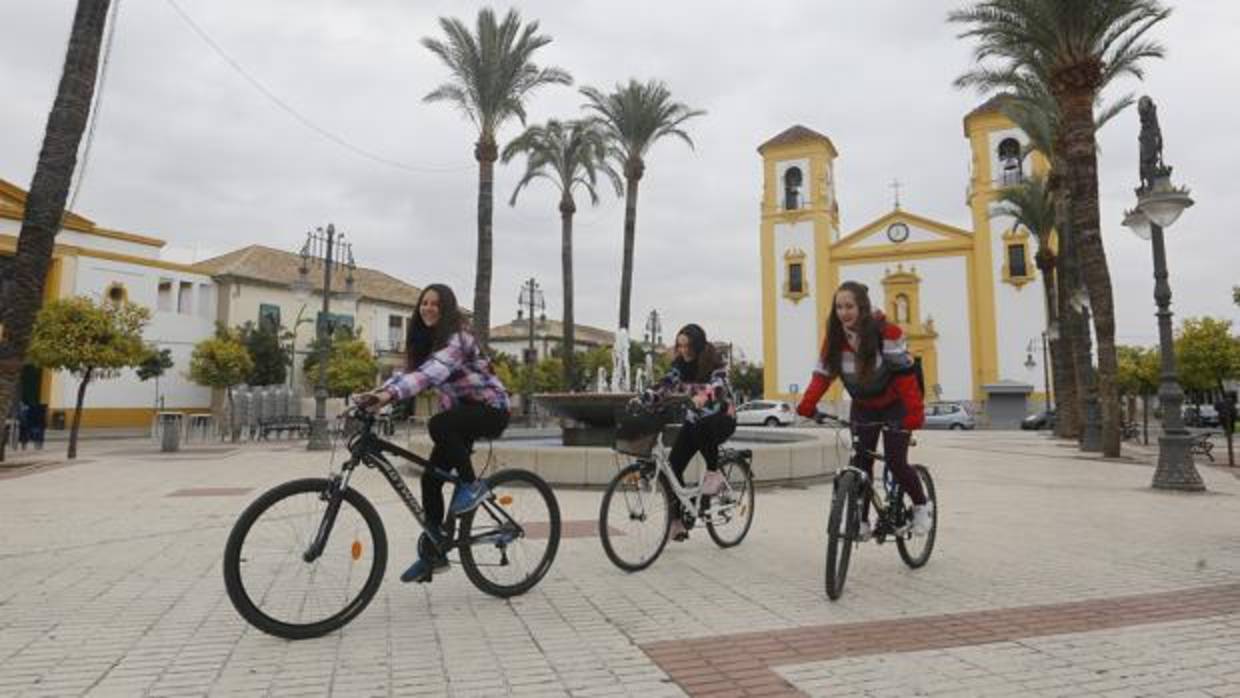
[[504, 119, 621, 387], [581, 79, 705, 330], [323, 335, 378, 398], [27, 296, 149, 458], [729, 362, 765, 403], [1117, 345, 1158, 444], [189, 329, 254, 442], [239, 321, 289, 386], [1176, 317, 1240, 395], [950, 0, 1172, 457], [136, 345, 174, 409], [422, 8, 572, 347], [0, 1, 115, 421]]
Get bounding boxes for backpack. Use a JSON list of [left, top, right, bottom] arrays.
[[874, 318, 925, 399]]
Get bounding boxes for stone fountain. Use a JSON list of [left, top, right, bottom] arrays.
[[534, 328, 637, 446]]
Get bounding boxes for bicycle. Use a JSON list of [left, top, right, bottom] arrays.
[[818, 412, 937, 600], [222, 406, 562, 640], [598, 400, 756, 572]]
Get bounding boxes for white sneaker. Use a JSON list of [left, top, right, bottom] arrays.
[[912, 503, 934, 537], [855, 521, 872, 541], [700, 470, 726, 496]]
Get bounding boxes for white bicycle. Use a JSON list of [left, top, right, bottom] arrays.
[[598, 400, 756, 572]]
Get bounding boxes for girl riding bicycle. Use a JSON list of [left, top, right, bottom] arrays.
[[643, 323, 736, 541], [795, 281, 931, 538], [363, 283, 511, 583]]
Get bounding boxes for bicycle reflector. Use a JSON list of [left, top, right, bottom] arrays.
[[351, 540, 363, 560], [498, 494, 514, 506]]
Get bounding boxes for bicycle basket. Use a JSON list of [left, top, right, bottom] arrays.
[[614, 406, 664, 457]]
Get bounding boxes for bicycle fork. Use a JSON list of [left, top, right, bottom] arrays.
[[304, 475, 347, 563]]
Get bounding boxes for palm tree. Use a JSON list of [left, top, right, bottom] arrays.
[[502, 119, 621, 388], [0, 0, 113, 421], [1000, 85, 1134, 440], [580, 79, 705, 330], [421, 8, 571, 348], [950, 0, 1171, 457]]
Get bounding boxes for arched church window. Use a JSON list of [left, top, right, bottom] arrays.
[[105, 283, 127, 304], [998, 138, 1023, 186], [783, 166, 803, 210], [895, 294, 910, 323]]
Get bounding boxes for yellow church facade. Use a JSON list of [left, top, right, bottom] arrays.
[[760, 99, 1051, 409]]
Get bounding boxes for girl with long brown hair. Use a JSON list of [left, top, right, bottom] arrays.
[[796, 281, 931, 537]]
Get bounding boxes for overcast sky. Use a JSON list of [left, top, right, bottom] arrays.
[[3, 1, 1237, 360]]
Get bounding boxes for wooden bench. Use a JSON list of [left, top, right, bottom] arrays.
[[1191, 433, 1214, 462], [258, 416, 311, 440]]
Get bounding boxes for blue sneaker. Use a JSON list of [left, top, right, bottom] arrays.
[[400, 554, 448, 583], [449, 480, 490, 515]]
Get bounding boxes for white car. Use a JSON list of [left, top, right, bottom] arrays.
[[735, 400, 795, 427]]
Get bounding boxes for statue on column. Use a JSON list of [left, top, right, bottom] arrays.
[[1138, 95, 1166, 191]]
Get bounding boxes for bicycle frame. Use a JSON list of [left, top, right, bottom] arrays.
[[637, 428, 726, 523], [304, 411, 521, 562], [825, 416, 914, 538]]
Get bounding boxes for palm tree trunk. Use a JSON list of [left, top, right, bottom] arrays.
[[473, 136, 499, 349], [1059, 87, 1121, 457], [0, 0, 112, 420], [1050, 178, 1081, 439], [560, 195, 576, 389], [68, 367, 92, 459], [617, 158, 644, 331], [1036, 247, 1070, 420]]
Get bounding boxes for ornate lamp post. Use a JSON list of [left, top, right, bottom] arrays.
[[292, 224, 357, 451], [1121, 96, 1203, 492], [517, 278, 545, 416], [643, 308, 662, 378], [1026, 334, 1052, 412]]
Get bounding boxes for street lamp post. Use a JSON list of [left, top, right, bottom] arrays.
[[644, 308, 662, 379], [1025, 334, 1052, 412], [292, 224, 356, 451], [517, 278, 545, 418], [1121, 96, 1203, 492]]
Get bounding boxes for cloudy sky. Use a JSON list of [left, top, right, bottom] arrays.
[[3, 1, 1237, 360]]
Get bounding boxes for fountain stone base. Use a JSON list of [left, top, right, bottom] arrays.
[[533, 392, 638, 447]]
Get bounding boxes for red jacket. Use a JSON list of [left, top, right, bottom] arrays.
[[796, 316, 924, 430]]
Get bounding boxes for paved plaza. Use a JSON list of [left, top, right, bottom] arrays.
[[2, 430, 1239, 697]]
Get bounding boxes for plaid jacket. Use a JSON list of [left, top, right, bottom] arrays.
[[382, 331, 510, 412], [646, 365, 736, 422]]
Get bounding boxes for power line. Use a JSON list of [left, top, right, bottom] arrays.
[[67, 0, 122, 214], [164, 0, 471, 174]]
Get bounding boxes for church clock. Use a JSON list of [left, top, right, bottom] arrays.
[[886, 222, 910, 243]]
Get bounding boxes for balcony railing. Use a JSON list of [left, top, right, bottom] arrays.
[[374, 339, 404, 355]]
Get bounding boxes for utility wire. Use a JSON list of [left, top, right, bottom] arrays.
[[67, 0, 122, 215], [164, 0, 470, 174]]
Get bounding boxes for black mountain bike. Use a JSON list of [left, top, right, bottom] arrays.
[[223, 407, 561, 640], [820, 412, 937, 600]]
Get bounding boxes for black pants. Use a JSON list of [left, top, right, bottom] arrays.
[[667, 411, 736, 517], [422, 403, 509, 535], [851, 401, 926, 520]]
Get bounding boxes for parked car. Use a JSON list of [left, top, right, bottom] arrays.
[[1184, 404, 1219, 428], [735, 400, 795, 427], [1021, 409, 1056, 431], [923, 402, 975, 430]]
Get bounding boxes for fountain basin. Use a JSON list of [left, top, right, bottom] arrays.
[[532, 392, 637, 447]]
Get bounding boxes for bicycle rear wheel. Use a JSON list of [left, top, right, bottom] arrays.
[[705, 455, 755, 548], [223, 478, 387, 640], [599, 462, 672, 572], [458, 468, 561, 598], [825, 470, 860, 601], [896, 465, 937, 569]]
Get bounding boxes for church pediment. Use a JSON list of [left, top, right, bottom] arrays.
[[831, 209, 972, 252]]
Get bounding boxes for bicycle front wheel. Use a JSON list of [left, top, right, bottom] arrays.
[[705, 455, 755, 548], [458, 468, 561, 598], [223, 478, 387, 640], [896, 465, 937, 569], [825, 470, 860, 601], [599, 462, 672, 572]]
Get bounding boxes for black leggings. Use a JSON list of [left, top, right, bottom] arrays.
[[851, 401, 927, 521], [667, 411, 736, 517], [422, 403, 509, 535]]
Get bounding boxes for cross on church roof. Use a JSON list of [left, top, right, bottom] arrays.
[[890, 178, 902, 209]]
